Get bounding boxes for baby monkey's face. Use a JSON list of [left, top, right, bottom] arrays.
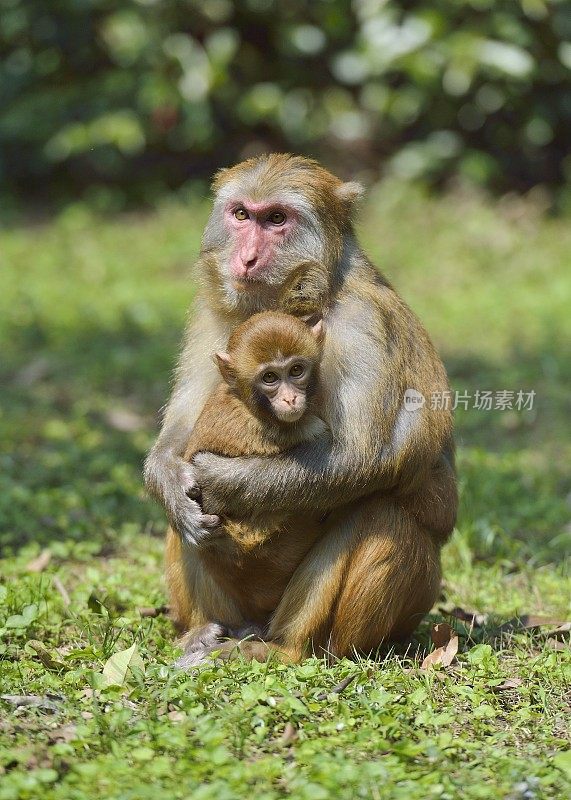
[[215, 311, 323, 427], [254, 355, 314, 423]]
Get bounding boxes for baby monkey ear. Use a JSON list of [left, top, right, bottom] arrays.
[[214, 352, 237, 387], [301, 313, 325, 343], [309, 318, 325, 344], [311, 319, 324, 342]]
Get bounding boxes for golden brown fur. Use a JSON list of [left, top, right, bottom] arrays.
[[146, 154, 458, 666], [166, 312, 326, 629]]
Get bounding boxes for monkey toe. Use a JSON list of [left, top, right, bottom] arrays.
[[174, 622, 230, 669], [173, 649, 211, 669], [228, 622, 267, 640]]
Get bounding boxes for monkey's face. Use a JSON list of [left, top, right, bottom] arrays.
[[253, 356, 314, 424], [215, 311, 324, 425], [200, 155, 354, 312], [203, 194, 326, 303], [224, 200, 298, 281]]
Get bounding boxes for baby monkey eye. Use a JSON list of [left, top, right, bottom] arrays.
[[262, 371, 279, 384], [289, 364, 305, 378], [234, 208, 249, 221], [268, 211, 286, 225]]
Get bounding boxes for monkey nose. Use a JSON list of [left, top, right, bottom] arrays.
[[244, 255, 258, 270]]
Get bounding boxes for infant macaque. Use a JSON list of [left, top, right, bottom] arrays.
[[165, 310, 329, 626]]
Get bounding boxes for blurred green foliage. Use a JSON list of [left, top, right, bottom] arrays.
[[1, 0, 570, 206], [1, 185, 570, 563]]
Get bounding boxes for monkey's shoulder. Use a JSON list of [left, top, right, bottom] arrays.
[[183, 384, 272, 458], [329, 260, 440, 360]]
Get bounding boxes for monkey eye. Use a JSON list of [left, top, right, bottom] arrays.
[[262, 371, 279, 385], [268, 211, 286, 225], [234, 208, 249, 221], [289, 363, 305, 378]]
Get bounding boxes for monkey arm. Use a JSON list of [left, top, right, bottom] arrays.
[[194, 287, 455, 518], [144, 298, 227, 541], [194, 406, 443, 517]]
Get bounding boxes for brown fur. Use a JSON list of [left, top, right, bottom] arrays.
[[147, 154, 458, 665], [167, 312, 326, 628]]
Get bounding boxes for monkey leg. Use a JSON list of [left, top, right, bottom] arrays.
[[165, 527, 248, 664], [327, 506, 441, 657], [267, 495, 442, 661]]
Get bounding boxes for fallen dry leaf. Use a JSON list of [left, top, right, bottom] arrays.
[[518, 615, 567, 628], [440, 606, 488, 627], [548, 622, 571, 639], [27, 641, 68, 672], [316, 673, 357, 700], [546, 638, 567, 652], [431, 622, 455, 648], [48, 724, 77, 744], [422, 624, 459, 670], [26, 549, 52, 573], [138, 605, 171, 618], [493, 678, 523, 691], [1, 694, 62, 713], [167, 710, 186, 723], [53, 576, 71, 607], [500, 614, 567, 633]]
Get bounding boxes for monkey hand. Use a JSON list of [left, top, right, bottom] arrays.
[[176, 497, 222, 549], [177, 461, 222, 547], [145, 451, 221, 547]]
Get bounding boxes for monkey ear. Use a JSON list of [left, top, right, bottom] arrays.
[[309, 318, 325, 343], [335, 181, 365, 205], [214, 352, 237, 387]]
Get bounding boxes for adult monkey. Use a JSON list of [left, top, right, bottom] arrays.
[[145, 153, 458, 663]]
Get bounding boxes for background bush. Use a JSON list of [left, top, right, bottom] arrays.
[[1, 0, 571, 206]]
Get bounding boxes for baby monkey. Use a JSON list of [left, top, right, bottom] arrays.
[[165, 310, 328, 645], [214, 311, 324, 428]]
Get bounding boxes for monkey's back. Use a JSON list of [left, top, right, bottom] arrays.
[[183, 384, 286, 461]]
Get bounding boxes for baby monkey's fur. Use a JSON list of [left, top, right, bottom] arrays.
[[166, 302, 328, 637]]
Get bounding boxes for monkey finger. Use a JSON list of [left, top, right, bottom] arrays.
[[201, 514, 221, 529]]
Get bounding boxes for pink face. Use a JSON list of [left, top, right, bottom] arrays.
[[256, 356, 312, 423], [225, 200, 296, 280]]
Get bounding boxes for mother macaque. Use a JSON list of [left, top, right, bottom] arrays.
[[145, 154, 457, 663]]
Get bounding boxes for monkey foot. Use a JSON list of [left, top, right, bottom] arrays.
[[173, 622, 229, 668], [173, 621, 268, 668]]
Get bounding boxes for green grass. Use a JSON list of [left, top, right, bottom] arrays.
[[0, 185, 570, 799]]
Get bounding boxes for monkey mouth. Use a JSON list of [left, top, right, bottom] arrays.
[[232, 276, 262, 290], [275, 407, 305, 424], [232, 265, 279, 288]]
